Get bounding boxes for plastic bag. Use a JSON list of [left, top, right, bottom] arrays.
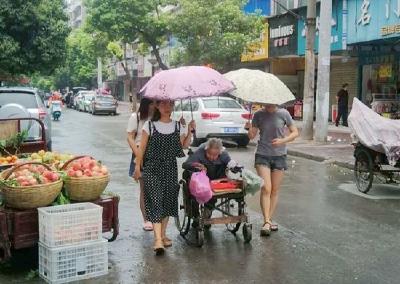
[[242, 169, 263, 196], [189, 171, 213, 204]]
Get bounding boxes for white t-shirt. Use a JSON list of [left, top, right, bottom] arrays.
[[126, 113, 145, 144], [143, 120, 188, 137]]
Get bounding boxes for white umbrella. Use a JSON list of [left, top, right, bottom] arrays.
[[224, 69, 295, 105]]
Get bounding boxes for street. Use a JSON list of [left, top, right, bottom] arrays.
[[1, 107, 400, 284]]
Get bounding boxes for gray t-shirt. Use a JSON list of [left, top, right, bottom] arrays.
[[252, 108, 293, 157]]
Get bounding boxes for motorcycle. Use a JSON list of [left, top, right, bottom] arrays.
[[50, 101, 62, 121]]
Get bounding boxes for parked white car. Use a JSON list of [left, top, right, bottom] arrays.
[[172, 96, 251, 147]]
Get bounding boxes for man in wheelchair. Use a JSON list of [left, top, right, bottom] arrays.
[[182, 138, 238, 224]]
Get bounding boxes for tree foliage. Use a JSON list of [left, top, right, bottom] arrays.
[[0, 0, 70, 77], [170, 0, 263, 71], [85, 0, 176, 70]]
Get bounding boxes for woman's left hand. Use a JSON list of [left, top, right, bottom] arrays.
[[271, 138, 286, 146]]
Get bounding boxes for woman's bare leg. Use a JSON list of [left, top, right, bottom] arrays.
[[161, 217, 169, 239], [256, 165, 272, 224], [139, 180, 146, 221], [269, 170, 285, 220]]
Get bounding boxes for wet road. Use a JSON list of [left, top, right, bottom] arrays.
[[1, 108, 400, 284]]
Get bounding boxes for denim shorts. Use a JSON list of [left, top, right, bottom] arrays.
[[255, 154, 288, 171]]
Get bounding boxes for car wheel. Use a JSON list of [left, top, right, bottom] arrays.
[[236, 137, 250, 148], [46, 140, 52, 151]]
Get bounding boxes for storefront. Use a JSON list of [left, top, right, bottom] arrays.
[[348, 0, 400, 118], [268, 12, 302, 98], [296, 0, 358, 121]]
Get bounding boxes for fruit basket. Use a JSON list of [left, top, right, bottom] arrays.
[[61, 156, 110, 201], [0, 162, 63, 209]]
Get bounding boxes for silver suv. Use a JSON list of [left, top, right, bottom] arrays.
[[0, 87, 52, 150]]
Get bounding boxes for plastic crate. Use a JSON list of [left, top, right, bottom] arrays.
[[38, 203, 103, 247], [39, 239, 108, 284]]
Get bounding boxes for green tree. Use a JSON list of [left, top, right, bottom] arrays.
[[0, 0, 70, 78], [85, 0, 176, 70], [170, 0, 263, 71]]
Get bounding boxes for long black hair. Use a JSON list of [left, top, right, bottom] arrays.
[[138, 97, 153, 121]]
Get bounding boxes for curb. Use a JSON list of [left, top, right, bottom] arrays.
[[287, 149, 354, 170]]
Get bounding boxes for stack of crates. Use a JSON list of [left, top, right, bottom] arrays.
[[38, 203, 108, 284]]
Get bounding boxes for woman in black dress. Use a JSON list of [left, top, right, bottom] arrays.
[[134, 100, 195, 255]]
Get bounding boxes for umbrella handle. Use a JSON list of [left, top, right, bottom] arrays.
[[190, 98, 195, 133]]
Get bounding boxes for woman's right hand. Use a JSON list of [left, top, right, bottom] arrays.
[[134, 166, 141, 181]]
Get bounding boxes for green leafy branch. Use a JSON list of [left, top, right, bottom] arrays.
[[0, 130, 28, 155]]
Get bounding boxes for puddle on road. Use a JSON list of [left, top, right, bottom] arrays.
[[339, 183, 400, 200]]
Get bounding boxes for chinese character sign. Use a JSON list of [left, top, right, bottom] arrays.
[[297, 0, 343, 55], [348, 0, 400, 43]]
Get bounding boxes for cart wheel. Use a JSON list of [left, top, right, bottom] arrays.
[[175, 181, 191, 236], [243, 223, 252, 243], [196, 229, 204, 247], [354, 149, 374, 194], [225, 199, 242, 234]]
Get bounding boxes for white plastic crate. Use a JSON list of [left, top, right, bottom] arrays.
[[38, 203, 103, 247], [39, 239, 108, 284]]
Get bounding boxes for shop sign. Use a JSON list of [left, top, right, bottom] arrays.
[[378, 64, 392, 79], [268, 13, 298, 57], [241, 23, 269, 62], [348, 0, 400, 44], [359, 53, 396, 65], [297, 0, 343, 55]]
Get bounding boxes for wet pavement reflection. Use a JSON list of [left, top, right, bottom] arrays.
[[1, 109, 399, 284]]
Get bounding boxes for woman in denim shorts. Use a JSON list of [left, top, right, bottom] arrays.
[[246, 104, 299, 236]]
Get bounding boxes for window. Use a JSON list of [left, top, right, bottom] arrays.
[[182, 100, 199, 111], [0, 92, 38, 109], [202, 99, 242, 109]]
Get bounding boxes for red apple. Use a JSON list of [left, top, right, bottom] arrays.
[[75, 170, 83, 177], [67, 169, 75, 177]]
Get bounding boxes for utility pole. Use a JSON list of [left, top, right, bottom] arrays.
[[97, 57, 103, 89], [315, 0, 332, 142], [301, 0, 317, 140]]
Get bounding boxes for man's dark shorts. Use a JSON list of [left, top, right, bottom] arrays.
[[255, 154, 288, 171]]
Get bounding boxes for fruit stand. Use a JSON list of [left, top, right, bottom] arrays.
[[0, 118, 120, 262]]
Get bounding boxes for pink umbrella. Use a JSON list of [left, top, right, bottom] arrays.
[[140, 66, 235, 100]]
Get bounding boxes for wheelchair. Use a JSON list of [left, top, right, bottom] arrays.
[[175, 167, 252, 247]]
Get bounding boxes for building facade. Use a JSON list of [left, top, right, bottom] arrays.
[[65, 0, 86, 29]]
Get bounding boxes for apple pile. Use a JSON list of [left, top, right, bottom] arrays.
[[66, 157, 108, 178], [7, 164, 60, 186]]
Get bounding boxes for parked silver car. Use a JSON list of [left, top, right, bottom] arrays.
[[0, 87, 52, 150], [88, 95, 117, 115]]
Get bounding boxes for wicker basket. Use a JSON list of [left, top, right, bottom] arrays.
[[0, 162, 63, 209], [62, 156, 110, 201]]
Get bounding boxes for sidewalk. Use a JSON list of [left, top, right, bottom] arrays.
[[287, 121, 354, 169]]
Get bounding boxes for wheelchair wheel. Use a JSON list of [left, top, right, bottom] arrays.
[[243, 223, 252, 243], [196, 229, 204, 247], [224, 199, 243, 234], [175, 180, 191, 236]]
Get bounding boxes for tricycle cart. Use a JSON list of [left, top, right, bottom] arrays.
[[0, 117, 120, 262], [0, 195, 119, 262], [354, 143, 400, 194]]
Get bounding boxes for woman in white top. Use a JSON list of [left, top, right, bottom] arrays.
[[127, 98, 155, 231], [134, 100, 195, 255]]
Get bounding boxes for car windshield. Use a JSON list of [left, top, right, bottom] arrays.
[[202, 99, 242, 109], [0, 92, 38, 109], [97, 96, 114, 101]]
